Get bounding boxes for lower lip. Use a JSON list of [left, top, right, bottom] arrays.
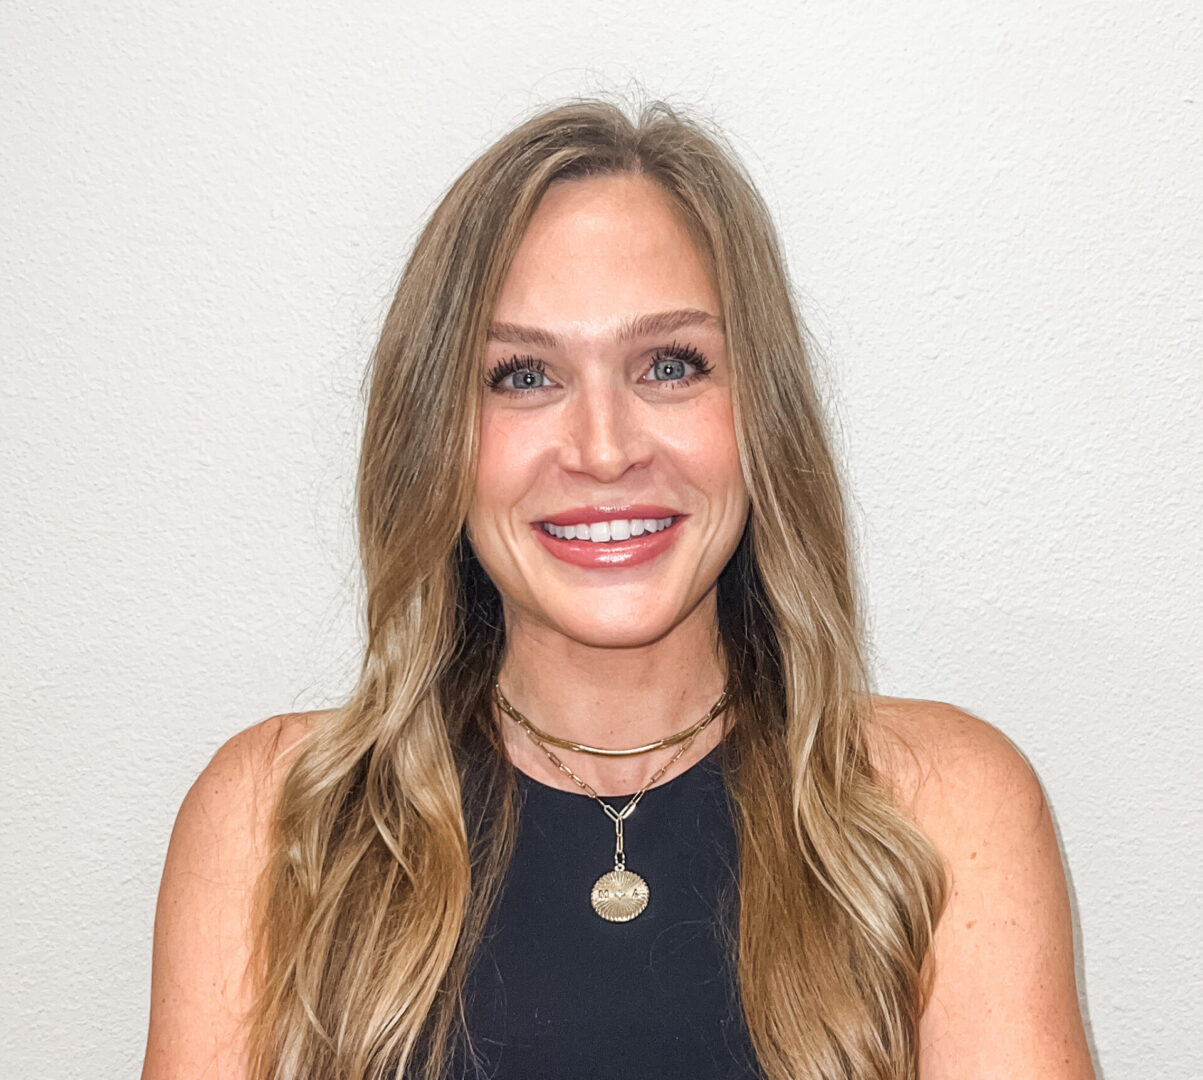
[[531, 518, 685, 568]]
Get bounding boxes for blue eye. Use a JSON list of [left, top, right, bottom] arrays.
[[505, 368, 548, 390], [485, 354, 548, 394], [648, 342, 713, 385], [652, 357, 688, 381]]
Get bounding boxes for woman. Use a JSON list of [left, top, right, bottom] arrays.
[[142, 99, 1095, 1079]]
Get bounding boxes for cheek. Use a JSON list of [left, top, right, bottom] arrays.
[[668, 400, 745, 496], [472, 408, 541, 516]]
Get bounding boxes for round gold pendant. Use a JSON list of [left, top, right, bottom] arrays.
[[590, 868, 649, 922]]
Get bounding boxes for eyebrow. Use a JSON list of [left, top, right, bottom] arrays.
[[486, 308, 723, 349]]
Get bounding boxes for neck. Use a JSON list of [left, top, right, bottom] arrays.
[[494, 600, 731, 796]]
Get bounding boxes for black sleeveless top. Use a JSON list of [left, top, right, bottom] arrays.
[[448, 742, 765, 1079]]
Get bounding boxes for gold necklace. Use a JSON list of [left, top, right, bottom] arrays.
[[492, 681, 730, 757], [492, 683, 730, 922]]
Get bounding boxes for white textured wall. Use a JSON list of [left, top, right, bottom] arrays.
[[3, 2, 1199, 1076]]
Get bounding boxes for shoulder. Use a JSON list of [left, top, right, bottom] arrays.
[[141, 710, 327, 1079], [864, 695, 1095, 1079], [165, 710, 321, 885], [865, 694, 1046, 841], [184, 710, 320, 832]]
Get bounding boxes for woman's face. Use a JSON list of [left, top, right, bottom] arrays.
[[466, 173, 750, 649]]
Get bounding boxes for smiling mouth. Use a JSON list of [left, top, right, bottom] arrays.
[[537, 516, 678, 543]]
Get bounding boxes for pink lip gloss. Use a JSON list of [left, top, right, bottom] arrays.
[[530, 517, 685, 568]]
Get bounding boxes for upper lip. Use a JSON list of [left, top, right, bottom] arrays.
[[537, 505, 684, 526]]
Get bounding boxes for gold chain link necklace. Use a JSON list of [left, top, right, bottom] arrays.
[[492, 681, 731, 922]]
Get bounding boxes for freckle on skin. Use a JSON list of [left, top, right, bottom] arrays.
[[965, 921, 976, 929], [969, 851, 977, 860]]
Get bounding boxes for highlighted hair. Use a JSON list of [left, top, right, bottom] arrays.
[[246, 96, 946, 1080]]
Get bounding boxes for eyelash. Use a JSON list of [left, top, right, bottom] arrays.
[[483, 341, 714, 396]]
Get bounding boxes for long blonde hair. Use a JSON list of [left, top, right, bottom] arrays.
[[246, 96, 946, 1080]]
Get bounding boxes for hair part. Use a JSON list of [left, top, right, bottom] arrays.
[[245, 94, 947, 1080]]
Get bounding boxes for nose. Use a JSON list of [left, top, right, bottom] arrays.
[[562, 379, 650, 483]]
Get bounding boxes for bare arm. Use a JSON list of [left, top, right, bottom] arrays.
[[874, 699, 1096, 1079], [141, 714, 311, 1080]]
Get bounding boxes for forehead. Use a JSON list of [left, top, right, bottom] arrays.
[[491, 173, 719, 343]]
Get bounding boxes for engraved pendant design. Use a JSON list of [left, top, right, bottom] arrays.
[[591, 868, 650, 922]]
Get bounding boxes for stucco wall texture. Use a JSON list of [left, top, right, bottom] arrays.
[[3, 3, 1199, 1077]]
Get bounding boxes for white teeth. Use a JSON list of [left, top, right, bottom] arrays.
[[540, 516, 677, 542]]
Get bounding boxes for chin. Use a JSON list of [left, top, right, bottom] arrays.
[[542, 606, 681, 650]]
